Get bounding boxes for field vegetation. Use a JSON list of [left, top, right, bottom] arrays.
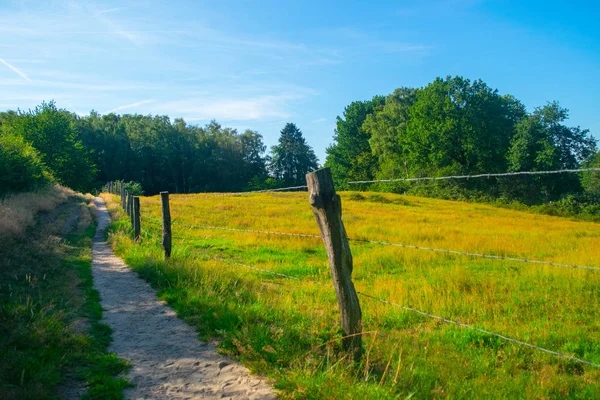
[[104, 190, 600, 399], [0, 187, 130, 399]]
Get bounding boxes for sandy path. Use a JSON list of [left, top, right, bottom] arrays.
[[92, 198, 276, 399]]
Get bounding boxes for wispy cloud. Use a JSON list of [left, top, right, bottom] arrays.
[[107, 99, 155, 113], [152, 95, 299, 122], [0, 59, 32, 82], [96, 7, 123, 15]]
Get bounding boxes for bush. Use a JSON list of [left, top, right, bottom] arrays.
[[0, 134, 51, 196], [123, 181, 144, 196]]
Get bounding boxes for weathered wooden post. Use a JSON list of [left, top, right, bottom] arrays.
[[160, 191, 172, 259], [306, 167, 362, 360], [108, 181, 112, 193], [133, 196, 141, 241], [125, 191, 129, 215], [129, 193, 134, 227], [121, 185, 126, 209]]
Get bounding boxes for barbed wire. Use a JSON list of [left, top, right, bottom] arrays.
[[210, 255, 600, 369], [355, 291, 600, 368], [350, 238, 600, 271], [143, 217, 600, 272], [179, 185, 308, 200], [344, 168, 600, 185]]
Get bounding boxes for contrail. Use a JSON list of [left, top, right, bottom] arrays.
[[0, 58, 32, 82]]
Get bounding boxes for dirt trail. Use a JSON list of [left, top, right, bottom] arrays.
[[92, 198, 276, 399]]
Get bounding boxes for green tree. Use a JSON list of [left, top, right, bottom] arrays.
[[5, 102, 96, 192], [404, 76, 525, 177], [0, 133, 50, 196], [325, 96, 384, 182], [507, 102, 596, 201], [269, 123, 319, 185], [363, 88, 418, 179]]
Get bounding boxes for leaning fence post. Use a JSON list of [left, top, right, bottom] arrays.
[[306, 167, 362, 360], [133, 196, 141, 241], [160, 191, 172, 259]]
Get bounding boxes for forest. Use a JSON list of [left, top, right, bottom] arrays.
[[1, 75, 598, 210]]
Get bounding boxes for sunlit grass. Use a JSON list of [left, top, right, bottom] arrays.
[[105, 191, 600, 398]]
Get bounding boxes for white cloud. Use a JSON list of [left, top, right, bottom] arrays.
[[0, 59, 32, 82], [152, 95, 296, 122], [107, 99, 155, 113]]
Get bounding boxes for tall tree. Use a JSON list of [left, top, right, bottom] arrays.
[[507, 101, 596, 201], [4, 101, 97, 192], [325, 96, 384, 182], [404, 76, 525, 177], [269, 123, 319, 185], [363, 88, 418, 179]]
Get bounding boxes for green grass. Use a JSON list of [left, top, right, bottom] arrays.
[[103, 191, 600, 399], [0, 192, 130, 400]]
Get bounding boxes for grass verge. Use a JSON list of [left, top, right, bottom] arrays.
[[0, 188, 130, 399]]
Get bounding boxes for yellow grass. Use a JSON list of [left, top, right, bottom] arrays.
[[108, 190, 600, 397]]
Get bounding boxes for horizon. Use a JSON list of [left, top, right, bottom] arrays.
[[1, 0, 598, 163]]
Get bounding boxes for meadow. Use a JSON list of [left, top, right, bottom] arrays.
[[104, 190, 600, 399]]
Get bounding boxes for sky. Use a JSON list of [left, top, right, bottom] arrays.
[[1, 0, 599, 163]]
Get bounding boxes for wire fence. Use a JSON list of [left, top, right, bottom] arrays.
[[205, 251, 600, 369], [345, 167, 600, 185], [140, 216, 600, 272], [106, 166, 600, 371]]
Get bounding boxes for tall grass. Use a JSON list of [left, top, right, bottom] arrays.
[[0, 189, 129, 399], [0, 185, 73, 238], [104, 191, 600, 398]]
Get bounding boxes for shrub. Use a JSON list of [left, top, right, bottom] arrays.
[[0, 134, 50, 196]]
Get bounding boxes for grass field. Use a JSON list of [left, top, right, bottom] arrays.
[[104, 190, 600, 399]]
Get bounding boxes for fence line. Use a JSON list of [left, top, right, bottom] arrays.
[[345, 167, 600, 185], [210, 253, 600, 369], [140, 216, 600, 272], [355, 292, 600, 368], [181, 185, 308, 199], [105, 165, 600, 371]]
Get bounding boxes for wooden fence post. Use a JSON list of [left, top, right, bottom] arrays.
[[129, 193, 134, 227], [121, 185, 126, 209], [133, 196, 141, 241], [160, 191, 172, 259], [306, 167, 362, 360], [125, 191, 129, 215]]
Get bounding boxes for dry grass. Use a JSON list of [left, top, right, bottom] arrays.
[[0, 185, 73, 238]]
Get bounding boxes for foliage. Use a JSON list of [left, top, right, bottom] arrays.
[[123, 181, 144, 196], [2, 102, 97, 193], [330, 76, 597, 206], [506, 102, 596, 202], [325, 96, 384, 182], [269, 123, 319, 185], [0, 133, 50, 196], [363, 87, 418, 179]]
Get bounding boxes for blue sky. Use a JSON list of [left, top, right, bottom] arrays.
[[1, 0, 598, 163]]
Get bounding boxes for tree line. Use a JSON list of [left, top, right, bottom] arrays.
[[325, 75, 599, 205], [2, 75, 598, 207], [0, 102, 318, 196]]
